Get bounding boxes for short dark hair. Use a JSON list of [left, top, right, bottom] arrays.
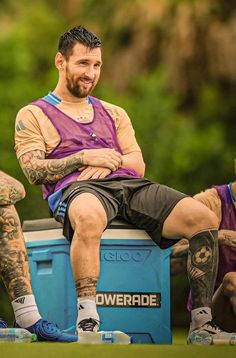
[[58, 25, 101, 58]]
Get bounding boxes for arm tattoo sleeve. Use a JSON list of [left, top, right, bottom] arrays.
[[0, 171, 25, 205], [19, 149, 84, 185], [171, 239, 189, 258], [218, 230, 236, 247]]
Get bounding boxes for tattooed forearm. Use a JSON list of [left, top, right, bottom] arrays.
[[19, 149, 84, 185], [171, 239, 188, 275], [171, 239, 189, 258], [75, 277, 98, 297], [218, 230, 236, 247], [0, 205, 32, 300], [0, 171, 25, 205]]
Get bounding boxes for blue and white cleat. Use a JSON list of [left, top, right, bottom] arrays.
[[187, 321, 236, 345], [0, 318, 8, 328], [16, 319, 78, 342]]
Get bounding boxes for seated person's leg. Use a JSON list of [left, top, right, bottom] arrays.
[[67, 193, 108, 332], [127, 182, 236, 343], [0, 204, 77, 342]]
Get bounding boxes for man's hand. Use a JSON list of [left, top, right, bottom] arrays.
[[77, 166, 111, 180], [83, 148, 122, 171]]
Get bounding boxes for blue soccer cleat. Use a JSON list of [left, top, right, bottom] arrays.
[[0, 318, 8, 328], [15, 319, 78, 342]]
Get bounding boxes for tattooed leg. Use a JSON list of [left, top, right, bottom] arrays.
[[0, 205, 32, 300], [68, 194, 108, 329], [71, 232, 101, 328], [188, 229, 218, 309], [75, 277, 98, 297], [74, 277, 100, 330]]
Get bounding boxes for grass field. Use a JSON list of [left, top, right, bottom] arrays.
[[0, 330, 235, 358]]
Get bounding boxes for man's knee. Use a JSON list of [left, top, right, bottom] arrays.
[[180, 199, 218, 238], [163, 197, 218, 239], [222, 272, 236, 295], [70, 208, 107, 243], [188, 207, 217, 230]]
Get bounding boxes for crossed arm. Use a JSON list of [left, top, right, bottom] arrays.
[[19, 148, 144, 185], [19, 149, 85, 184], [0, 171, 26, 205]]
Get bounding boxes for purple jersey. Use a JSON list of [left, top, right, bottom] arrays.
[[31, 96, 140, 199], [214, 184, 236, 289]]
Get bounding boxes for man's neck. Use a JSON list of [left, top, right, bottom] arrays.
[[53, 86, 87, 104]]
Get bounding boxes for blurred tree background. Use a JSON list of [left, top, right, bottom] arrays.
[[0, 0, 235, 329]]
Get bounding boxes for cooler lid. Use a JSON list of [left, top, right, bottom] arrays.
[[23, 218, 152, 242]]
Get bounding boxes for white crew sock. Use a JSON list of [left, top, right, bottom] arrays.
[[12, 294, 41, 328], [77, 296, 100, 324], [191, 307, 212, 331]]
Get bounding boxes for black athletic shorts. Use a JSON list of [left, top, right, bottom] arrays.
[[54, 177, 188, 249]]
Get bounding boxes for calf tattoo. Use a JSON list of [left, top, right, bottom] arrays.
[[0, 206, 32, 300], [75, 277, 98, 297], [188, 230, 218, 309]]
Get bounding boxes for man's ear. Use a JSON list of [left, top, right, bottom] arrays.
[[55, 52, 65, 71]]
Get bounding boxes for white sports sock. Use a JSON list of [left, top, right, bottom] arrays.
[[77, 296, 99, 324], [12, 294, 41, 328], [191, 307, 212, 330]]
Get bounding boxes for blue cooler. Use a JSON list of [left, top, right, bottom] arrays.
[[23, 218, 172, 344]]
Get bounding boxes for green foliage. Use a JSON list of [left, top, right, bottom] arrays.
[[97, 69, 234, 194]]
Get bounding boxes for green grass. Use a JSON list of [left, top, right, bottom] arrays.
[[0, 330, 235, 358], [172, 328, 187, 344]]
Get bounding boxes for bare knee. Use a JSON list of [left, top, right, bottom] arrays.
[[75, 210, 106, 234], [222, 272, 236, 295], [187, 204, 217, 228], [70, 209, 107, 246], [177, 198, 218, 238]]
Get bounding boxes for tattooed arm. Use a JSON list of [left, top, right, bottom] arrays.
[[218, 230, 236, 247], [19, 149, 84, 185], [0, 171, 25, 205], [170, 239, 189, 275], [19, 148, 122, 185]]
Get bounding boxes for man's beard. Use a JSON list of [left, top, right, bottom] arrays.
[[66, 73, 95, 98]]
